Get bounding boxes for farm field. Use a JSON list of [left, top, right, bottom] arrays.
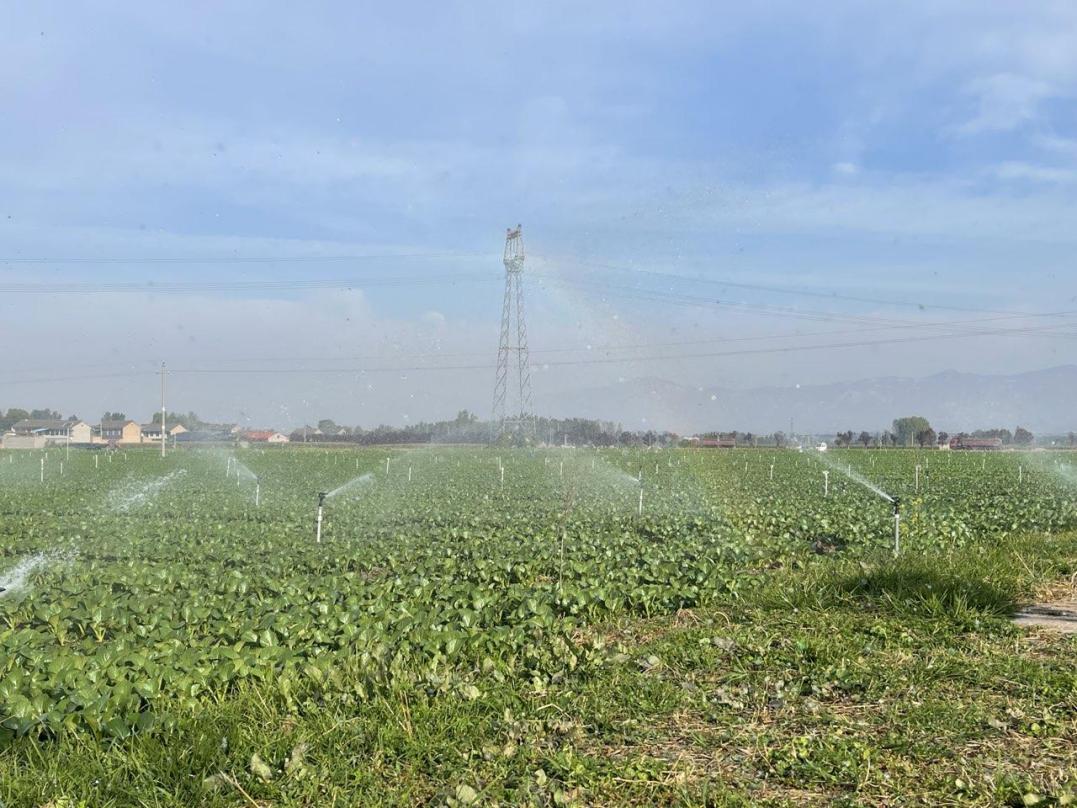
[[1, 445, 1076, 806]]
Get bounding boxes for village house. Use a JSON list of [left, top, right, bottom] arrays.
[[99, 419, 142, 445], [240, 430, 290, 444], [141, 422, 191, 443], [6, 418, 94, 446]]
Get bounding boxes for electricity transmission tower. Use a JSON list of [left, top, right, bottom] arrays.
[[492, 225, 534, 436]]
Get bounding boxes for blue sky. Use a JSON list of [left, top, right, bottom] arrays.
[[1, 2, 1075, 429]]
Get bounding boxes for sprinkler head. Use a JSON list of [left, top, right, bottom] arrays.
[[892, 497, 901, 515], [318, 492, 327, 506]]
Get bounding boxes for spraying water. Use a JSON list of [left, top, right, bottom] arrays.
[[233, 459, 258, 483], [0, 552, 52, 598], [811, 450, 894, 502], [326, 472, 374, 499], [107, 469, 188, 512]]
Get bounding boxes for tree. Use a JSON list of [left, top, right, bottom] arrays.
[[893, 416, 932, 447], [152, 411, 195, 427], [0, 408, 30, 430], [30, 408, 62, 420], [101, 411, 127, 422], [773, 431, 787, 449], [454, 409, 477, 425], [1014, 426, 1034, 446], [937, 431, 949, 446], [858, 431, 872, 448], [317, 419, 338, 433], [833, 430, 854, 447], [915, 427, 937, 448], [972, 428, 1013, 444]]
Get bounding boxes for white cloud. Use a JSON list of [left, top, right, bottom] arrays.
[[949, 73, 1055, 136], [992, 161, 1077, 184]]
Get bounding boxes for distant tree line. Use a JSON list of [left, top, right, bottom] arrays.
[[0, 408, 69, 430], [289, 411, 680, 447], [825, 417, 1038, 448], [1, 405, 1062, 449]]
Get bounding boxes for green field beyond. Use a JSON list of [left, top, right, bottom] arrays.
[[1, 446, 1075, 806]]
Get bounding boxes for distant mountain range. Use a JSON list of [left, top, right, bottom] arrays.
[[534, 365, 1077, 435]]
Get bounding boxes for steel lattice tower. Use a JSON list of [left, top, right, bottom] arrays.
[[492, 225, 534, 434]]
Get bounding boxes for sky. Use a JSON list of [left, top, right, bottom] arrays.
[[1, 1, 1076, 432]]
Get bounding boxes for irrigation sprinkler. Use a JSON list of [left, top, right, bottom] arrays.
[[769, 464, 774, 481], [385, 457, 390, 475], [559, 461, 564, 478], [638, 484, 644, 516], [892, 497, 902, 556], [59, 462, 63, 476], [408, 466, 412, 483], [1018, 465, 1023, 484], [315, 492, 327, 543], [823, 470, 829, 497], [255, 482, 260, 508], [500, 466, 505, 488], [39, 458, 44, 484], [915, 465, 921, 494], [95, 455, 98, 470]]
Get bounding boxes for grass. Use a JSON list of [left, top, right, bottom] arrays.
[[2, 532, 1076, 807]]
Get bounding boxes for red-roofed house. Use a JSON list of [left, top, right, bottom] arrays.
[[241, 430, 289, 443]]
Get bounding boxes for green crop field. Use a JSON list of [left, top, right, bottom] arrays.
[[1, 446, 1076, 806]]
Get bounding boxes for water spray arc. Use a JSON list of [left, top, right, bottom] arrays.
[[810, 449, 900, 553], [492, 225, 534, 436]]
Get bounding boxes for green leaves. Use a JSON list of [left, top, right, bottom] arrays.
[[2, 446, 1075, 738]]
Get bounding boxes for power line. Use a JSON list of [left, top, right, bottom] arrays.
[[539, 276, 1071, 336], [0, 274, 494, 294], [164, 323, 1077, 371], [0, 252, 485, 265], [0, 248, 1054, 320], [3, 311, 1075, 378], [532, 253, 1033, 317], [4, 320, 1070, 386]]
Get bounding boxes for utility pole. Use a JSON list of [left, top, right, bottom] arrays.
[[492, 225, 534, 438], [160, 362, 167, 458]]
